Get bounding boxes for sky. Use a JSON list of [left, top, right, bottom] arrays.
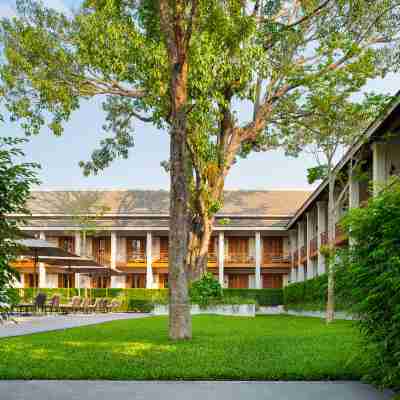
[[1, 0, 399, 191]]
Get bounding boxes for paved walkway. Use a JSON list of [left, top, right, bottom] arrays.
[[0, 381, 394, 400], [0, 313, 149, 338]]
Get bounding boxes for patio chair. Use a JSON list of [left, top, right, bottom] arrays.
[[80, 297, 91, 313], [46, 294, 61, 314], [60, 296, 81, 314], [100, 298, 109, 313], [89, 298, 104, 313], [34, 292, 47, 313], [107, 298, 120, 313]]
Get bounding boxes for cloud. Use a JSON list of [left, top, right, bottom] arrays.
[[41, 0, 70, 14]]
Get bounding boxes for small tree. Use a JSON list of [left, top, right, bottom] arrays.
[[279, 89, 391, 322], [0, 137, 40, 319]]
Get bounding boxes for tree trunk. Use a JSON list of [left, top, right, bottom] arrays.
[[326, 170, 336, 323], [168, 59, 191, 340], [187, 215, 213, 281]]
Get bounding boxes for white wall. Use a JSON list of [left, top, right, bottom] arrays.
[[46, 273, 58, 288]]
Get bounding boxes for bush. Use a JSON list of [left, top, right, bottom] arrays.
[[283, 269, 352, 312], [338, 178, 400, 390], [190, 273, 222, 307], [128, 299, 154, 313], [223, 288, 283, 306]]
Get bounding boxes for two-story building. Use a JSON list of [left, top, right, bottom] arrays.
[[11, 93, 400, 290], [13, 190, 310, 290]]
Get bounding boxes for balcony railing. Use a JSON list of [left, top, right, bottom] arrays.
[[335, 223, 347, 244], [225, 252, 254, 264], [293, 250, 299, 266], [208, 252, 217, 266], [93, 251, 111, 267], [310, 237, 318, 257], [321, 232, 328, 246], [300, 246, 307, 261], [126, 251, 146, 266], [263, 254, 290, 265], [153, 250, 169, 267]]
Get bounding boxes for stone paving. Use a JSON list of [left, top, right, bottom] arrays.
[[0, 381, 394, 400], [0, 313, 149, 338]]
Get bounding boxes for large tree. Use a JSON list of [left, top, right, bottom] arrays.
[[0, 0, 399, 338], [0, 137, 39, 318], [277, 88, 391, 322]]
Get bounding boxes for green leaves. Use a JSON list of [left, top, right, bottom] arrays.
[[0, 137, 40, 311]]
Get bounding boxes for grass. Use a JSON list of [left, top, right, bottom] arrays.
[[0, 315, 369, 380]]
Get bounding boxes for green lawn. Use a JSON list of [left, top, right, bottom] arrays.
[[0, 315, 369, 380]]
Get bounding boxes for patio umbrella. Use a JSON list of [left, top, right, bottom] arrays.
[[16, 239, 80, 292]]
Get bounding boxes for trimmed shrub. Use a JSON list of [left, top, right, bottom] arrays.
[[128, 299, 154, 313], [190, 273, 222, 306], [223, 289, 283, 306], [283, 267, 353, 312]]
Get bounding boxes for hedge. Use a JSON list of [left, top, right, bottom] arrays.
[[222, 289, 283, 306], [13, 288, 283, 307], [283, 269, 353, 312]]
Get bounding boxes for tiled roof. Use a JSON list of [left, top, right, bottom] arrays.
[[25, 190, 311, 217]]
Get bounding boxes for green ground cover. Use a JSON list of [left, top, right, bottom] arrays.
[[0, 315, 368, 380]]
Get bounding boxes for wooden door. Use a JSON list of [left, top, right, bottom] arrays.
[[228, 237, 249, 263], [93, 237, 111, 266], [127, 274, 146, 288], [228, 274, 249, 288], [262, 274, 283, 289], [58, 237, 75, 254], [263, 237, 283, 263], [159, 273, 169, 288], [58, 273, 75, 288], [126, 237, 146, 260], [25, 273, 38, 288], [160, 237, 169, 261]]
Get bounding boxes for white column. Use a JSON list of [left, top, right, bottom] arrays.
[[306, 212, 314, 279], [255, 232, 261, 289], [349, 163, 360, 209], [289, 230, 297, 283], [297, 222, 305, 282], [372, 142, 387, 196], [218, 232, 224, 287], [146, 232, 153, 288], [317, 201, 327, 275], [74, 232, 81, 290], [38, 231, 47, 288], [110, 232, 118, 288]]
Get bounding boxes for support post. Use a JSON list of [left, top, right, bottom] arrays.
[[38, 231, 47, 288], [146, 232, 153, 288], [372, 143, 387, 196], [218, 232, 224, 287], [297, 221, 305, 282], [255, 232, 261, 289], [317, 201, 327, 275], [306, 212, 314, 280], [74, 232, 81, 291], [349, 162, 360, 209]]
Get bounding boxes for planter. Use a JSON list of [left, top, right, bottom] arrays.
[[153, 304, 255, 317], [257, 305, 285, 315]]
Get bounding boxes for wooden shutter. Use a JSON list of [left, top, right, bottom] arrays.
[[262, 274, 283, 289], [59, 237, 75, 253]]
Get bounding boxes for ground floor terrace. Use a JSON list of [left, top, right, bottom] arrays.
[[13, 231, 291, 290]]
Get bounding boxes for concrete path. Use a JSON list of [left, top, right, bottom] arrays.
[[0, 381, 394, 400], [0, 313, 149, 338]]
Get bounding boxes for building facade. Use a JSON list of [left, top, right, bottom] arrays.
[[11, 95, 400, 290]]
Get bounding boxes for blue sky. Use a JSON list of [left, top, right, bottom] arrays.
[[1, 0, 399, 191]]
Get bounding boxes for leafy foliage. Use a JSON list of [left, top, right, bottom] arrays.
[[283, 271, 353, 312], [307, 165, 328, 184], [339, 177, 400, 389], [0, 137, 39, 320], [190, 272, 222, 306]]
